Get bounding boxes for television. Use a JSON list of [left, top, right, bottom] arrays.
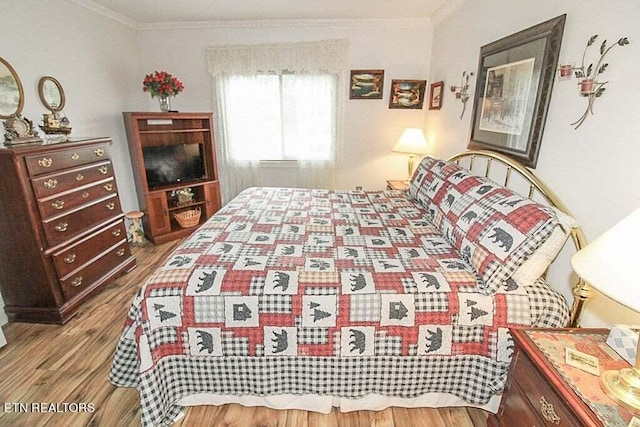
[[142, 143, 206, 189]]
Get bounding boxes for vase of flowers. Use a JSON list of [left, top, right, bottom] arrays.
[[142, 71, 184, 112]]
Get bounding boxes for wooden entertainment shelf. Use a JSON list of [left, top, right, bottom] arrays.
[[123, 112, 222, 244]]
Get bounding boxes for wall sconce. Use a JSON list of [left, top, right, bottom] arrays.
[[450, 71, 474, 119], [557, 35, 630, 129]]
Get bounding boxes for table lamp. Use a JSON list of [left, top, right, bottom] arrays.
[[392, 128, 429, 179], [570, 207, 640, 412]]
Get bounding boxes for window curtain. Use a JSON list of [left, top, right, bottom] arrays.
[[206, 39, 348, 203]]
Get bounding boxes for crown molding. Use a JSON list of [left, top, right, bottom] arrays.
[[431, 0, 466, 27], [63, 1, 430, 31], [65, 0, 138, 28], [138, 18, 430, 31]]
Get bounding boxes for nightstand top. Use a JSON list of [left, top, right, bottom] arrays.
[[515, 328, 635, 426], [386, 179, 410, 191]]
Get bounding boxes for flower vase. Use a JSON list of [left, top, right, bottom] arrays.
[[158, 95, 171, 112]]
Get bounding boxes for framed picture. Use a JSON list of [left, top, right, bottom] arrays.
[[349, 70, 384, 99], [389, 79, 426, 109], [468, 14, 566, 168], [429, 81, 444, 110]]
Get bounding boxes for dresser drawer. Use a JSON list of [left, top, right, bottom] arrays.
[[499, 381, 545, 427], [513, 351, 581, 426], [60, 241, 131, 300], [52, 220, 126, 277], [42, 195, 122, 247], [25, 144, 110, 176], [31, 160, 113, 199], [37, 178, 117, 220]]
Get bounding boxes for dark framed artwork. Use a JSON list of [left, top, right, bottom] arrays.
[[429, 81, 444, 110], [468, 14, 566, 168], [349, 70, 384, 99], [389, 79, 426, 109]]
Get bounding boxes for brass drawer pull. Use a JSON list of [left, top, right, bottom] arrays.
[[76, 173, 84, 181], [82, 191, 90, 198], [64, 253, 77, 264], [51, 200, 65, 210], [116, 248, 126, 256], [44, 179, 58, 189], [99, 166, 108, 174], [103, 183, 113, 191], [70, 276, 83, 287], [106, 202, 116, 210], [112, 229, 122, 237], [38, 157, 53, 168], [540, 396, 561, 424], [55, 222, 68, 232], [94, 148, 105, 157], [71, 153, 80, 160]]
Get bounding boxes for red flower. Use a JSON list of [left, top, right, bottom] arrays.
[[142, 71, 184, 98]]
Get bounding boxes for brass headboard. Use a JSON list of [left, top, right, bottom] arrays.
[[447, 149, 590, 327]]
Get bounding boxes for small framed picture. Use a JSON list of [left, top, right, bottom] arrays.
[[429, 81, 444, 110], [349, 70, 384, 99], [389, 79, 426, 109]]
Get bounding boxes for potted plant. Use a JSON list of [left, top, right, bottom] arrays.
[[175, 188, 194, 206], [142, 70, 184, 112]]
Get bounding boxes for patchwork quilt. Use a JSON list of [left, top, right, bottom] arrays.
[[109, 187, 569, 427]]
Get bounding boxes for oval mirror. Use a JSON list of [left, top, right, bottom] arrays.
[[38, 76, 65, 112], [0, 57, 25, 119]]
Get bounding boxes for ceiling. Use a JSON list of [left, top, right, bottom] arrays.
[[78, 0, 448, 24]]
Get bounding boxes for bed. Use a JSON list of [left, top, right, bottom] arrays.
[[109, 150, 588, 427]]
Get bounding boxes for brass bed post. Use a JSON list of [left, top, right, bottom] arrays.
[[447, 150, 591, 327]]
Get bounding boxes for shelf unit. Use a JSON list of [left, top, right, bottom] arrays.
[[123, 112, 222, 244]]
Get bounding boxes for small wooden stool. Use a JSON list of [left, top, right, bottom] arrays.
[[125, 211, 148, 246]]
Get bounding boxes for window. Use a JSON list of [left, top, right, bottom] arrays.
[[222, 72, 337, 162]]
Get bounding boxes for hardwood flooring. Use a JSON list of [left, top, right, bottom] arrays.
[[0, 240, 489, 427]]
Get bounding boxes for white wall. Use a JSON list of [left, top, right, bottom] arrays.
[[427, 0, 640, 327], [134, 20, 433, 191], [0, 0, 141, 325]]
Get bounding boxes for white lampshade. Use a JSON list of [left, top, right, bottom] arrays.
[[571, 207, 640, 313], [392, 128, 429, 155], [392, 128, 429, 179]]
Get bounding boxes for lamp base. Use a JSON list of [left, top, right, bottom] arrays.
[[600, 368, 640, 414], [407, 154, 416, 180]]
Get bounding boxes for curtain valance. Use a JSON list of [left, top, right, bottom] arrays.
[[206, 39, 349, 76]]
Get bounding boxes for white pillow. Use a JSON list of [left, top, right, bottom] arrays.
[[511, 207, 578, 285]]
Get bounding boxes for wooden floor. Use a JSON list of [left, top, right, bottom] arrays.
[[0, 240, 489, 427]]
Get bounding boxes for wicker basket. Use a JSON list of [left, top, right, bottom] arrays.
[[173, 207, 201, 228]]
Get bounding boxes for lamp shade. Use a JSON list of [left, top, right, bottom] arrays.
[[570, 207, 640, 313], [392, 128, 429, 155]]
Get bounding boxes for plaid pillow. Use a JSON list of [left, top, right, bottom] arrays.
[[409, 157, 560, 295], [408, 157, 458, 215]]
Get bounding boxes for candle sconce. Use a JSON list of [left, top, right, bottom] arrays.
[[450, 71, 474, 119], [557, 35, 629, 129]]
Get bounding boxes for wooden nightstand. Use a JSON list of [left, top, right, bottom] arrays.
[[386, 179, 409, 191], [489, 328, 636, 427]]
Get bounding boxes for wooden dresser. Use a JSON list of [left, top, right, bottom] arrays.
[[0, 137, 136, 324]]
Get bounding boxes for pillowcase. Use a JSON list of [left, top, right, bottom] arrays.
[[407, 156, 458, 214], [511, 207, 578, 284], [409, 157, 561, 295]]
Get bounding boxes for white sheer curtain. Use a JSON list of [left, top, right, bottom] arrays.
[[207, 40, 348, 202]]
